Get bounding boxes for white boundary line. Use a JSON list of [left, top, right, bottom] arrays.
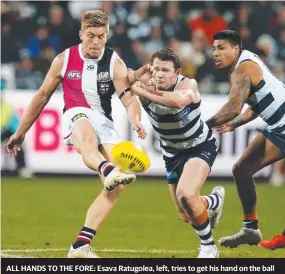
[[1, 253, 35, 258], [2, 248, 192, 254]]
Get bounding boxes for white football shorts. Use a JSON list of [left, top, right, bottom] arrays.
[[62, 107, 120, 146]]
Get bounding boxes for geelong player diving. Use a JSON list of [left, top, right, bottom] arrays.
[[206, 30, 285, 248], [128, 48, 225, 258], [6, 10, 147, 258]]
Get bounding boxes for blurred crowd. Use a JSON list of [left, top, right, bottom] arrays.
[[1, 1, 285, 94]]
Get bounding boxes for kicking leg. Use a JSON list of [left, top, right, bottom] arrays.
[[68, 121, 131, 258], [220, 133, 284, 248]]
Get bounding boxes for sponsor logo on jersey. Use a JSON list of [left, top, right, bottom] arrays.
[[97, 71, 111, 82], [173, 107, 190, 121], [148, 110, 159, 120], [71, 113, 88, 122], [66, 70, 82, 80]]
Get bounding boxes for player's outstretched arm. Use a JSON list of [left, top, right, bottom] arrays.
[[206, 62, 261, 128], [113, 58, 146, 139], [6, 53, 64, 156], [131, 78, 199, 108], [127, 64, 153, 85], [215, 107, 258, 133]]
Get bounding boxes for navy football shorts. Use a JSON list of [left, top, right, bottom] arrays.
[[163, 138, 218, 184], [263, 127, 285, 157]]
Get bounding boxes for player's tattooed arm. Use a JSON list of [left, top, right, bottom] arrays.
[[215, 107, 258, 133], [206, 65, 251, 128], [231, 107, 258, 128]]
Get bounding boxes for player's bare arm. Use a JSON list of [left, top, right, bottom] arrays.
[[206, 61, 262, 128], [127, 65, 155, 106], [127, 64, 154, 85], [131, 78, 199, 108], [6, 52, 64, 156], [215, 107, 258, 133], [113, 58, 146, 139]]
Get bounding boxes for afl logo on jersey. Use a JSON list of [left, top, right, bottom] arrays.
[[66, 70, 82, 80], [97, 71, 111, 82]]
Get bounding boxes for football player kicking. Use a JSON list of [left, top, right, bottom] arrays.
[[6, 10, 147, 258]]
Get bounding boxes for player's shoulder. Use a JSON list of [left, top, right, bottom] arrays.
[[52, 51, 65, 67], [178, 76, 198, 90], [236, 50, 261, 70], [48, 51, 66, 77]]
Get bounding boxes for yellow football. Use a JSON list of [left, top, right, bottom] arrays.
[[112, 141, 150, 173]]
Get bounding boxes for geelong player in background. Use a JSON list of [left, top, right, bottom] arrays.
[[128, 48, 225, 258], [6, 10, 147, 258], [206, 30, 285, 248]]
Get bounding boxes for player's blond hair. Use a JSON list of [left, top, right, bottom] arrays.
[[81, 10, 109, 32]]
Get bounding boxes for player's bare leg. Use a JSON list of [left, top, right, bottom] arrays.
[[219, 133, 283, 248], [71, 119, 135, 191], [176, 158, 219, 258], [169, 184, 191, 222], [68, 120, 134, 258], [168, 184, 225, 227]]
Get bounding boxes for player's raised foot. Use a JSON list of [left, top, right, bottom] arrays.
[[197, 245, 219, 258], [208, 186, 225, 229], [104, 168, 136, 191], [219, 227, 262, 248], [258, 234, 285, 250], [67, 244, 100, 258]]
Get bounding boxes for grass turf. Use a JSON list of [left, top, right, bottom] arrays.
[[1, 177, 285, 258]]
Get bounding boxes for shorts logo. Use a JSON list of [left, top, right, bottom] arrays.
[[201, 151, 211, 159], [97, 71, 111, 82], [167, 171, 178, 179], [71, 113, 88, 122], [66, 70, 82, 80]]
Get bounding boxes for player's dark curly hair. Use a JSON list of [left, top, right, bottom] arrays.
[[151, 48, 180, 71], [213, 30, 242, 52]]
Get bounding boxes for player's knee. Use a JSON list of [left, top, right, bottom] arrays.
[[232, 162, 251, 178], [232, 162, 244, 176], [176, 188, 199, 206], [79, 136, 98, 152]]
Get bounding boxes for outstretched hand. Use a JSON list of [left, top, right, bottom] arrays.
[[131, 81, 162, 96], [132, 121, 147, 139], [128, 64, 155, 86], [6, 133, 25, 157], [214, 122, 234, 133]]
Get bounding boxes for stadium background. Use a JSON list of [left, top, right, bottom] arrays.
[[1, 1, 285, 258]]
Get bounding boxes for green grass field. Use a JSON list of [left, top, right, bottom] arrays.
[[1, 177, 285, 258]]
